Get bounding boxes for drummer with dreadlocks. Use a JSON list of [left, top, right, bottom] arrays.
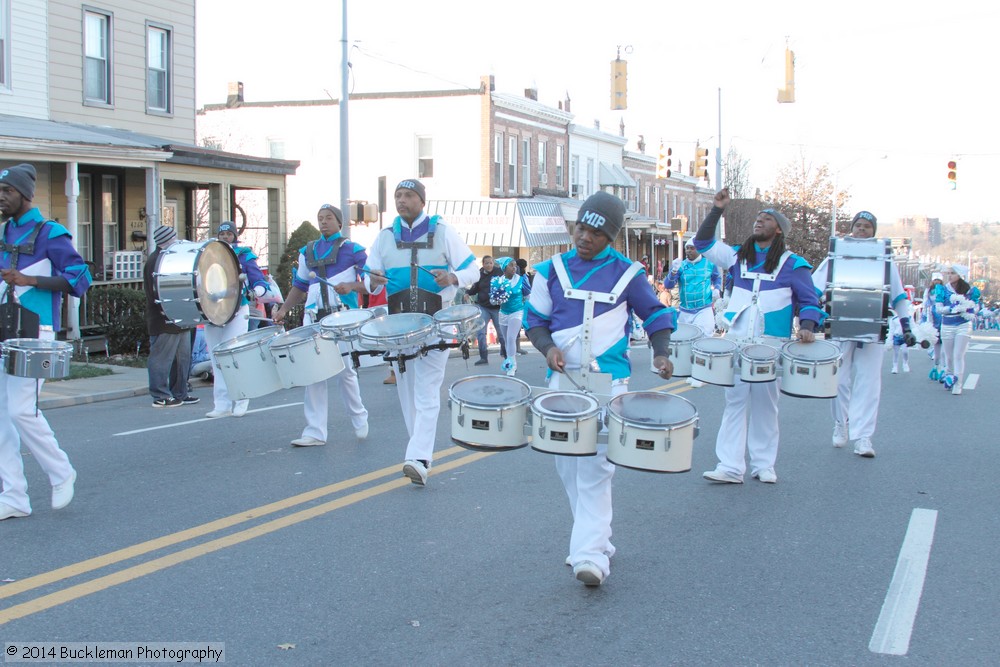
[[695, 188, 824, 485]]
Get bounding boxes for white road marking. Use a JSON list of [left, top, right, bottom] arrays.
[[964, 374, 979, 390], [114, 403, 304, 436], [969, 343, 990, 350], [869, 508, 938, 656]]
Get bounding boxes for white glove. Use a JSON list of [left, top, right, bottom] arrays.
[[711, 288, 720, 301], [253, 285, 267, 298], [670, 258, 681, 272]]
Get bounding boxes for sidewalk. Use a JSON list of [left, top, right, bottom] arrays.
[[39, 364, 153, 410]]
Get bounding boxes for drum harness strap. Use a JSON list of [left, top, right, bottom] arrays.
[[392, 217, 437, 314], [730, 251, 792, 347], [1, 220, 48, 414], [305, 237, 347, 319], [551, 253, 642, 392]]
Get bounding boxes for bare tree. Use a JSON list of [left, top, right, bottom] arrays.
[[764, 155, 851, 267], [723, 146, 753, 199]]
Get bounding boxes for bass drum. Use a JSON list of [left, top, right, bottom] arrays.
[[155, 240, 241, 327]]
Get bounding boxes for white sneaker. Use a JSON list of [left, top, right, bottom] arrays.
[[403, 459, 429, 486], [232, 400, 250, 417], [573, 561, 605, 587], [703, 468, 743, 484], [206, 409, 232, 419], [952, 383, 963, 396], [0, 501, 30, 520], [687, 378, 705, 388], [891, 364, 898, 374], [290, 436, 325, 447], [355, 423, 369, 439], [854, 437, 875, 458], [832, 421, 849, 448], [52, 469, 77, 510], [752, 468, 777, 484], [902, 361, 910, 373]]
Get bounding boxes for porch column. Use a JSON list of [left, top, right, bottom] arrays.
[[64, 163, 80, 339]]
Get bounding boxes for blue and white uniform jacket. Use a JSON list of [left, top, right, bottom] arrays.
[[0, 208, 91, 330], [663, 256, 722, 312], [231, 245, 268, 308], [292, 232, 367, 318], [932, 283, 980, 326], [525, 247, 676, 381], [694, 236, 823, 341], [363, 213, 478, 315]]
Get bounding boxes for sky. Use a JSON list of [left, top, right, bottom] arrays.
[[195, 0, 999, 225]]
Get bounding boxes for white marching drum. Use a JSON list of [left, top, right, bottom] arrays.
[[779, 340, 842, 398], [154, 240, 241, 327], [358, 313, 434, 352], [824, 237, 892, 342], [605, 391, 699, 473], [738, 343, 780, 383], [1, 338, 72, 379], [320, 309, 374, 342], [529, 391, 601, 457], [690, 337, 737, 386], [433, 304, 483, 341], [212, 325, 285, 399], [270, 324, 345, 388], [448, 375, 532, 451], [665, 322, 703, 377]]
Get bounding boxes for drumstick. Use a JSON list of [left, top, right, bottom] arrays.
[[307, 271, 340, 290], [411, 263, 439, 278]]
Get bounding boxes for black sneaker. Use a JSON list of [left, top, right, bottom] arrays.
[[152, 398, 182, 408], [474, 359, 489, 366], [180, 396, 201, 405]]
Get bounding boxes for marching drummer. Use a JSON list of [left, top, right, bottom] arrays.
[[812, 211, 914, 457], [663, 238, 722, 338], [203, 221, 269, 419], [363, 179, 480, 486], [695, 188, 824, 485], [524, 191, 677, 587], [0, 163, 92, 520], [272, 204, 369, 447]]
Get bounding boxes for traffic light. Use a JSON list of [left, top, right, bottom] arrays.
[[611, 57, 627, 110], [947, 159, 957, 190], [695, 145, 709, 179], [656, 144, 672, 179], [777, 47, 795, 103]]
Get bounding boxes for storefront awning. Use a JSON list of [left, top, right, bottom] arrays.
[[427, 199, 570, 248], [517, 201, 571, 246], [599, 163, 637, 188]]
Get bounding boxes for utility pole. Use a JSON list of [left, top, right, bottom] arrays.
[[339, 1, 351, 238]]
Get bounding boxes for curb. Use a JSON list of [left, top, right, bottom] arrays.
[[39, 386, 149, 411]]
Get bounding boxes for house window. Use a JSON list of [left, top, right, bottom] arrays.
[[586, 158, 595, 198], [556, 145, 564, 188], [493, 133, 503, 192], [507, 137, 517, 194], [644, 185, 650, 215], [146, 24, 171, 113], [84, 10, 112, 105], [417, 136, 433, 178], [268, 138, 285, 159], [101, 175, 120, 274], [77, 175, 93, 262], [570, 155, 580, 198], [537, 140, 547, 180], [521, 138, 530, 195], [0, 0, 9, 91]]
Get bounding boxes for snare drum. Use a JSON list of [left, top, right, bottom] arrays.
[[779, 340, 842, 398], [665, 322, 703, 377], [320, 309, 374, 342], [606, 392, 699, 473], [1, 339, 72, 379], [738, 343, 779, 383], [433, 304, 483, 340], [358, 313, 434, 352], [154, 240, 241, 327], [691, 338, 737, 386], [448, 375, 532, 451], [270, 324, 345, 388], [529, 391, 601, 456], [212, 325, 285, 399]]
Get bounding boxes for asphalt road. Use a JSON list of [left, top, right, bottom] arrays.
[[2, 333, 998, 666]]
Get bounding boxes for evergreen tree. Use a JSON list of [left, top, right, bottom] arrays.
[[274, 221, 320, 296]]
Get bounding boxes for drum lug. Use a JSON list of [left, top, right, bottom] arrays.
[[498, 414, 504, 432], [457, 404, 465, 428], [664, 432, 671, 452], [537, 425, 546, 439]]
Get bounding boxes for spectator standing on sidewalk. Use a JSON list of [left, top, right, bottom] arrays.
[[143, 225, 198, 408], [466, 255, 506, 366]]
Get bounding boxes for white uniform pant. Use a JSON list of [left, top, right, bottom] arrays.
[[714, 376, 780, 477], [552, 374, 627, 578], [203, 305, 250, 412], [301, 341, 368, 441], [393, 346, 449, 463], [499, 309, 523, 364], [0, 372, 75, 514], [941, 322, 972, 383], [679, 307, 716, 338], [831, 341, 883, 440]]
